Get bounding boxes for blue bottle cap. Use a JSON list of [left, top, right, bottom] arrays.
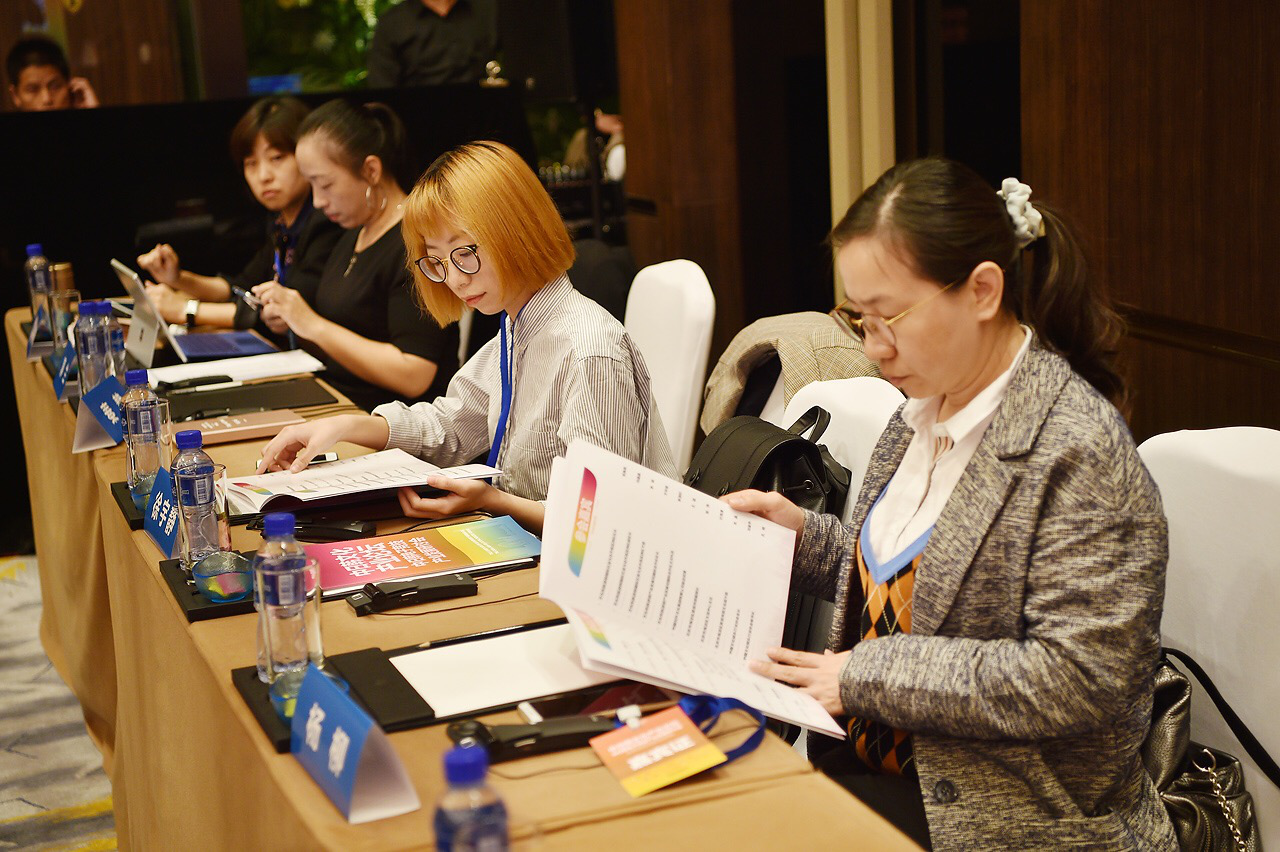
[[83, 300, 105, 316], [262, 512, 296, 538], [25, 243, 43, 257], [124, 369, 149, 387], [174, 430, 203, 450], [443, 743, 488, 785]]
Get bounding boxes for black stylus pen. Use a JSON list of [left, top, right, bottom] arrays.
[[414, 618, 568, 651]]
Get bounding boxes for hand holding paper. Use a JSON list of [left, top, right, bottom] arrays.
[[539, 441, 843, 736]]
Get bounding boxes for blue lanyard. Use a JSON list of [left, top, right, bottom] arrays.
[[676, 695, 767, 766], [486, 310, 518, 468], [271, 248, 298, 351]]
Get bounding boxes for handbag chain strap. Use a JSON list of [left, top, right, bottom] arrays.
[[1192, 748, 1247, 852]]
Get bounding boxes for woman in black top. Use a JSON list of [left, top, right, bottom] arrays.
[[254, 100, 457, 411], [138, 97, 342, 333]]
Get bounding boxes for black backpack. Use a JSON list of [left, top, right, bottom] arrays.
[[684, 406, 851, 744], [683, 406, 850, 516]]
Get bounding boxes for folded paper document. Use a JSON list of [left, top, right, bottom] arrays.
[[224, 449, 500, 515], [540, 441, 844, 737]]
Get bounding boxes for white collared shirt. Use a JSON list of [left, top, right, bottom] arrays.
[[866, 327, 1033, 562], [374, 275, 677, 500]]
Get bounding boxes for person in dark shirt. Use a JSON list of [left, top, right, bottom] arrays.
[[138, 97, 342, 337], [6, 34, 97, 111], [366, 0, 497, 88], [254, 100, 458, 411]]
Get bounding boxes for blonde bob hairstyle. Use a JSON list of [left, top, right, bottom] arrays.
[[403, 140, 575, 325]]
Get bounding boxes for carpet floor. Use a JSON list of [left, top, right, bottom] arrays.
[[0, 556, 115, 850]]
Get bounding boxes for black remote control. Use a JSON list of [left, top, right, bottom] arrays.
[[347, 574, 478, 616]]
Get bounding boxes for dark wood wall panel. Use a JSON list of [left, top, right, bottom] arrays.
[[60, 0, 182, 105], [615, 0, 831, 363], [1022, 0, 1280, 440], [615, 0, 746, 358]]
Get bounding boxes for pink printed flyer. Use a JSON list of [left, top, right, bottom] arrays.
[[305, 515, 541, 596]]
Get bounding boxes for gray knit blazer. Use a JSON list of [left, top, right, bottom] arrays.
[[794, 342, 1179, 850]]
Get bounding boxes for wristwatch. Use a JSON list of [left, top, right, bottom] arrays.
[[184, 299, 200, 329]]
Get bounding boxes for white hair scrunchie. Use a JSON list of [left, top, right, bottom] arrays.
[[997, 178, 1045, 249]]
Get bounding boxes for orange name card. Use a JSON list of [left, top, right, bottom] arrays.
[[589, 705, 726, 797]]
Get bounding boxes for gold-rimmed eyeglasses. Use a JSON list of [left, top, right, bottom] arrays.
[[829, 274, 966, 347], [415, 244, 481, 283]]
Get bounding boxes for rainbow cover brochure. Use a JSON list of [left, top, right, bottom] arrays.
[[540, 440, 844, 737], [305, 515, 540, 597]]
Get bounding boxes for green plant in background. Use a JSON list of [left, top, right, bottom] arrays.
[[241, 0, 398, 91]]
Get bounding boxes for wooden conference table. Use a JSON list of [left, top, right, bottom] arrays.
[[7, 308, 914, 850]]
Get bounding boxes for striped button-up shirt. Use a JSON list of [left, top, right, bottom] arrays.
[[374, 275, 677, 500]]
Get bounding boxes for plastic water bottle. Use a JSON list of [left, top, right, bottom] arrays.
[[434, 744, 509, 852], [24, 243, 52, 340], [104, 307, 126, 380], [122, 370, 163, 510], [74, 301, 108, 393], [172, 430, 220, 572], [253, 512, 312, 715]]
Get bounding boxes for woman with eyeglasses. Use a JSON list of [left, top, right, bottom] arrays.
[[257, 141, 676, 533], [252, 99, 458, 411], [724, 158, 1176, 849]]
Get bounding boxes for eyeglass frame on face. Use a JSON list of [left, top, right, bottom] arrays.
[[415, 244, 481, 283], [830, 272, 967, 347]]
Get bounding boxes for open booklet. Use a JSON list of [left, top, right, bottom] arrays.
[[225, 449, 501, 515], [540, 440, 844, 737]]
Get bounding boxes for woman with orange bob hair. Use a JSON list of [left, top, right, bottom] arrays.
[[258, 141, 675, 531]]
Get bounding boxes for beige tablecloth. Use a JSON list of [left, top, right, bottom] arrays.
[[93, 436, 914, 850], [6, 307, 120, 770]]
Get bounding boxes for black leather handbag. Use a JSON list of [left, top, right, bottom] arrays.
[[683, 406, 850, 516], [1142, 648, 1280, 851]]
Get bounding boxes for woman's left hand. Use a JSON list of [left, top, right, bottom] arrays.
[[749, 648, 850, 716], [144, 283, 187, 325], [255, 282, 324, 340], [396, 476, 494, 519]]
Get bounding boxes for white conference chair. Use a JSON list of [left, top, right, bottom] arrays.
[[780, 376, 905, 522], [624, 259, 715, 473], [1139, 427, 1280, 847], [775, 377, 904, 666]]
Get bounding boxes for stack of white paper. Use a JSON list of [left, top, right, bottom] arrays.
[[146, 349, 325, 387], [540, 440, 843, 736]]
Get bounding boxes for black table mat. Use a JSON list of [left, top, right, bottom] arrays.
[[165, 377, 334, 422], [111, 481, 146, 529], [232, 650, 435, 753], [159, 553, 257, 622]]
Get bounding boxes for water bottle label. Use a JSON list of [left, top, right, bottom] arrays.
[[177, 471, 214, 507], [110, 327, 124, 351], [260, 569, 306, 607], [127, 404, 159, 437], [31, 268, 51, 292]]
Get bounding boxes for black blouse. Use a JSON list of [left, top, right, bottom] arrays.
[[228, 205, 344, 339], [305, 225, 458, 412]]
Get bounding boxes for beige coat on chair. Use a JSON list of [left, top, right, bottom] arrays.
[[794, 341, 1179, 850]]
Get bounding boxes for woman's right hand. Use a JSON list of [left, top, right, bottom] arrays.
[[137, 244, 181, 287], [720, 489, 806, 534], [257, 416, 355, 473]]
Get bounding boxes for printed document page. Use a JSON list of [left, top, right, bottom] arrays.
[[540, 441, 842, 735], [225, 449, 499, 514]]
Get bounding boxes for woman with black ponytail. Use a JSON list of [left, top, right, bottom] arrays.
[[725, 157, 1176, 849], [255, 99, 458, 411]]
